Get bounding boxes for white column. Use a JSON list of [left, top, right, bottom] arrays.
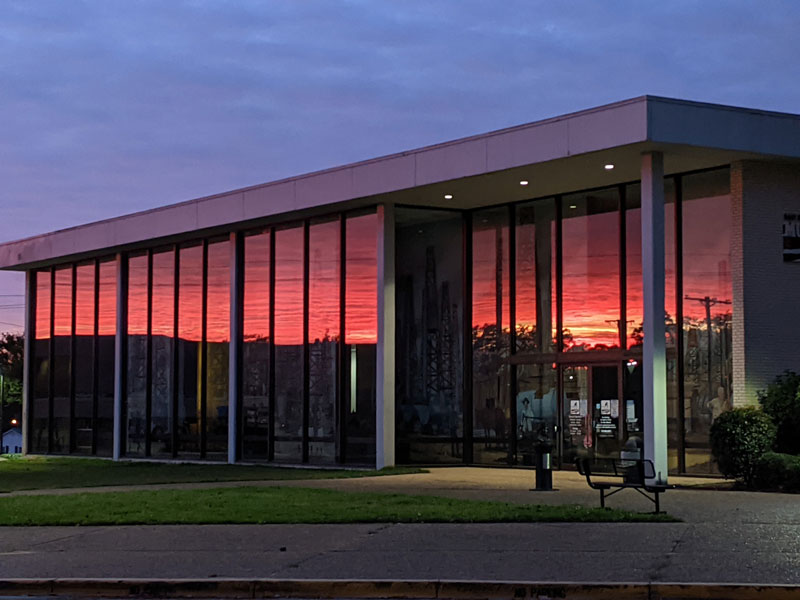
[[641, 152, 668, 484], [376, 204, 396, 469], [113, 253, 125, 460], [21, 271, 33, 455], [228, 232, 241, 464]]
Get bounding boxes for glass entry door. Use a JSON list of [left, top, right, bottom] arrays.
[[515, 362, 558, 465], [561, 363, 629, 469]]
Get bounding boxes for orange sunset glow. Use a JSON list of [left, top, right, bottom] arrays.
[[35, 198, 730, 352]]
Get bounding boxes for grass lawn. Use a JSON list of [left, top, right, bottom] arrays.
[[0, 456, 423, 492], [0, 486, 677, 525]]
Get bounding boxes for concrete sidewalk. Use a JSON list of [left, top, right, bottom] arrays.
[[0, 468, 798, 584]]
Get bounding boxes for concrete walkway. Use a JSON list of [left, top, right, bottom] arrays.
[[1, 467, 799, 584]]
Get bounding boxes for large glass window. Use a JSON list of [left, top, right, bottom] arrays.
[[681, 169, 732, 474], [516, 199, 557, 354], [472, 207, 511, 465], [624, 182, 678, 349], [395, 209, 464, 463], [126, 253, 148, 456], [52, 267, 72, 453], [344, 213, 377, 464], [205, 239, 230, 459], [273, 226, 304, 461], [151, 249, 174, 457], [242, 232, 270, 460], [308, 219, 339, 464], [177, 244, 203, 456], [32, 270, 51, 453], [96, 259, 116, 456], [561, 189, 621, 351], [74, 263, 95, 454]]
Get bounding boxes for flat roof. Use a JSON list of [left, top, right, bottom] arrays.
[[2, 95, 799, 270]]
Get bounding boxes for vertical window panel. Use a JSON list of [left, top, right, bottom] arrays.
[[625, 181, 678, 349], [32, 270, 51, 453], [52, 267, 72, 453], [561, 189, 621, 351], [344, 213, 377, 464], [273, 226, 304, 461], [205, 239, 230, 459], [126, 253, 148, 456], [242, 232, 270, 460], [308, 219, 339, 464], [178, 244, 203, 456], [681, 168, 732, 474], [471, 207, 511, 465], [515, 199, 556, 353], [395, 209, 463, 463], [151, 249, 174, 457], [96, 259, 116, 455], [73, 263, 95, 454]]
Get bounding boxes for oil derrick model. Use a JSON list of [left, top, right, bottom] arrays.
[[396, 274, 418, 404], [422, 247, 440, 407], [439, 281, 455, 408]]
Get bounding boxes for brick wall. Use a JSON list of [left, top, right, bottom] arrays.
[[731, 161, 800, 405]]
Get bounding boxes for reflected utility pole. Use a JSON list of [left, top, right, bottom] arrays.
[[685, 295, 732, 400]]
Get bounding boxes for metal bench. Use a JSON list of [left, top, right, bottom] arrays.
[[575, 457, 669, 514]]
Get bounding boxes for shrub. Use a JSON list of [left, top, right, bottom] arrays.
[[757, 371, 800, 455], [753, 452, 800, 493], [709, 407, 775, 488]]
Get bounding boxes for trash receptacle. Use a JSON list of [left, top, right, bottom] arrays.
[[620, 436, 643, 484]]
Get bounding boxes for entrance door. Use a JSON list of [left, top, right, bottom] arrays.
[[561, 364, 626, 468], [515, 362, 559, 466]]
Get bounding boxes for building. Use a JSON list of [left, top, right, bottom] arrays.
[[2, 427, 22, 454], [1, 96, 799, 481]]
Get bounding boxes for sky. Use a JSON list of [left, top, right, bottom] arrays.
[[2, 0, 799, 334]]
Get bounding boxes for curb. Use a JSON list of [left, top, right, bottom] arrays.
[[0, 579, 797, 599]]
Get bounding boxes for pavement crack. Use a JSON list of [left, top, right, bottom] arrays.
[[367, 523, 393, 535], [26, 529, 97, 550], [646, 524, 689, 582]]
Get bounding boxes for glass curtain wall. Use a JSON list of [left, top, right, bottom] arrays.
[[471, 207, 511, 465], [96, 259, 116, 455], [74, 263, 95, 454], [126, 253, 148, 455], [514, 199, 557, 465], [242, 231, 270, 459], [52, 267, 72, 453], [382, 167, 729, 473], [205, 239, 230, 459], [681, 169, 732, 474], [177, 244, 203, 456], [344, 213, 377, 464], [273, 226, 304, 462], [308, 218, 339, 464], [238, 211, 378, 466], [151, 249, 174, 457], [32, 270, 51, 453], [395, 208, 464, 464], [560, 189, 621, 352], [33, 260, 113, 456]]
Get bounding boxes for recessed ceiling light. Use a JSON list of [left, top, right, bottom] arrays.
[[569, 205, 577, 209], [519, 180, 529, 186], [604, 164, 615, 170], [444, 194, 453, 200]]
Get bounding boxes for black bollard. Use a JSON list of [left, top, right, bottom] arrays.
[[534, 443, 554, 491]]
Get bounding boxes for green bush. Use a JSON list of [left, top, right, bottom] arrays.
[[753, 452, 800, 493], [757, 371, 800, 455], [709, 407, 775, 488]]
